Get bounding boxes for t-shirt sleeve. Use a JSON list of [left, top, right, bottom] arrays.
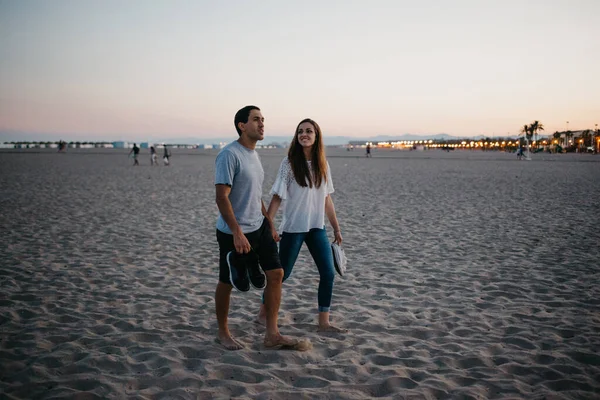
[[326, 162, 334, 194], [215, 150, 237, 186], [270, 158, 291, 199]]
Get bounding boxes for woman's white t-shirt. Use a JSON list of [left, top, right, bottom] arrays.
[[270, 157, 334, 233]]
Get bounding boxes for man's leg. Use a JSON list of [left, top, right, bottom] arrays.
[[263, 268, 297, 346], [215, 230, 244, 350], [258, 232, 304, 324], [215, 281, 243, 350], [263, 268, 283, 334], [256, 223, 300, 347]]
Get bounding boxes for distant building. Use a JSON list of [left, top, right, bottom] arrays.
[[112, 141, 129, 149], [264, 142, 287, 149]]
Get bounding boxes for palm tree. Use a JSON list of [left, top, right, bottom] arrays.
[[553, 131, 561, 140], [520, 125, 532, 140], [565, 130, 574, 148], [519, 124, 532, 157], [528, 120, 544, 148], [552, 131, 562, 152], [581, 130, 592, 147]]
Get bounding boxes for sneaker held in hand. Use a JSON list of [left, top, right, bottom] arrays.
[[227, 251, 251, 292]]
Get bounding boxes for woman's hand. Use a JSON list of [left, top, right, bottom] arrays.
[[333, 230, 343, 245], [270, 224, 281, 243]]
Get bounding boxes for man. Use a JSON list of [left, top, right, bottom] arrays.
[[214, 105, 299, 350], [128, 143, 140, 166], [163, 145, 170, 166]]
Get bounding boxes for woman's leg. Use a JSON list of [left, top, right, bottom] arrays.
[[258, 232, 305, 323], [305, 228, 345, 331], [279, 232, 305, 283]]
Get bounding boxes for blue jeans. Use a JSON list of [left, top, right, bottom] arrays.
[[263, 227, 336, 312]]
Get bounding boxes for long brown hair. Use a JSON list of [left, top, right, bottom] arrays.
[[287, 118, 327, 188]]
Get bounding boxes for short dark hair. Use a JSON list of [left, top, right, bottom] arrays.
[[234, 105, 260, 136]]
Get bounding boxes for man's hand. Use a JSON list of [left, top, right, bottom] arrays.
[[270, 223, 280, 243], [233, 231, 251, 254]]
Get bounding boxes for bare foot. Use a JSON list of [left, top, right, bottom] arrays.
[[317, 324, 348, 333], [264, 333, 299, 348], [264, 335, 312, 351], [216, 334, 244, 350], [255, 308, 267, 326]]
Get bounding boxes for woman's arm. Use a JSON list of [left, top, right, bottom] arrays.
[[267, 194, 282, 221], [325, 195, 342, 245], [266, 195, 282, 242]]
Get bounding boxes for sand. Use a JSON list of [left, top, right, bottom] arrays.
[[1, 147, 599, 399]]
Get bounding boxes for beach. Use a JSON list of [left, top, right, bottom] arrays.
[[1, 147, 599, 399]]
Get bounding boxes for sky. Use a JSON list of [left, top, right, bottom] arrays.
[[1, 0, 599, 141]]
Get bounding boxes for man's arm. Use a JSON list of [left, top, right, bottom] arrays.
[[216, 184, 251, 253]]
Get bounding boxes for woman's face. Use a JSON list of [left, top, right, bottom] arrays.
[[296, 122, 316, 149]]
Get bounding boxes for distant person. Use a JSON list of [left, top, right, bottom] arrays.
[[258, 118, 346, 333], [214, 105, 300, 351], [163, 145, 170, 166], [128, 143, 140, 166], [58, 140, 66, 152], [517, 146, 524, 160], [150, 146, 157, 166], [365, 143, 371, 157]]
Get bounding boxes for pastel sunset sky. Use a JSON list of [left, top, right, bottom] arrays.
[[1, 0, 599, 141]]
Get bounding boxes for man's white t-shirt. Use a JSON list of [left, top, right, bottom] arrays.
[[270, 157, 334, 233]]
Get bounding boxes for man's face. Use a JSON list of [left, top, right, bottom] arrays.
[[239, 109, 264, 141]]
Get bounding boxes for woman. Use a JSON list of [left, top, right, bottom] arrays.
[[150, 146, 157, 166], [258, 118, 345, 332]]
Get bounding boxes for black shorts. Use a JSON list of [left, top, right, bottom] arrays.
[[216, 218, 282, 284]]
